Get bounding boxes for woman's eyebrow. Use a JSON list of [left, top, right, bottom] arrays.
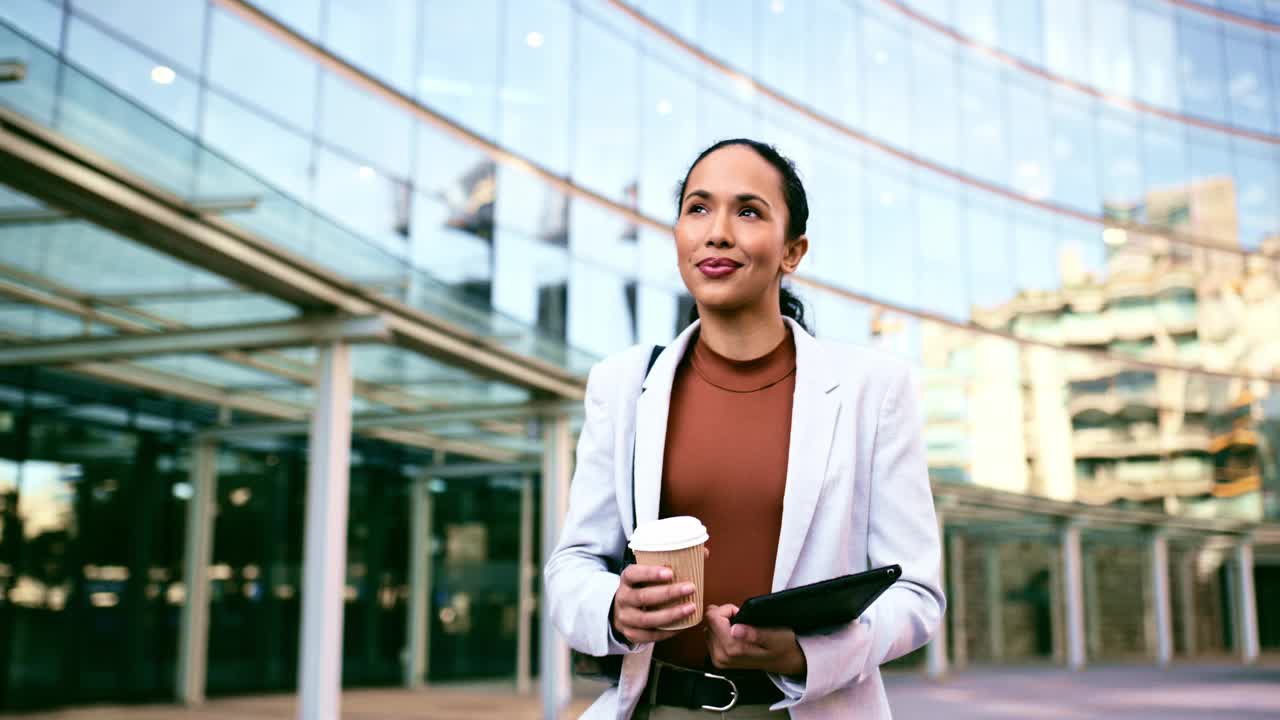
[[682, 189, 772, 209]]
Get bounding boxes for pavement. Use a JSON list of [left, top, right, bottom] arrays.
[[4, 660, 1278, 718]]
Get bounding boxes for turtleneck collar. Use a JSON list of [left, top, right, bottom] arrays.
[[689, 326, 797, 393]]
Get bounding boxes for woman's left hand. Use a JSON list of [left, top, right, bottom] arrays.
[[703, 604, 807, 676]]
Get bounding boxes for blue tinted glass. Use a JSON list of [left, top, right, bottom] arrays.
[[698, 0, 755, 76], [1043, 0, 1088, 83], [313, 147, 412, 256], [75, 0, 204, 71], [64, 17, 200, 133], [325, 0, 417, 92], [758, 0, 809, 104], [1233, 146, 1279, 249], [1049, 93, 1100, 213], [201, 91, 313, 201], [959, 57, 1007, 187], [208, 7, 318, 133], [0, 0, 63, 50], [804, 138, 864, 290], [1006, 78, 1052, 202], [955, 0, 998, 46], [501, 0, 572, 174], [911, 37, 960, 170], [1177, 16, 1229, 124], [966, 195, 1015, 309], [318, 73, 413, 178], [419, 0, 499, 138], [1098, 109, 1143, 207], [862, 11, 911, 149], [1223, 33, 1274, 133], [863, 164, 916, 308], [253, 0, 322, 38], [1141, 116, 1189, 193], [1089, 0, 1135, 98], [997, 0, 1042, 65], [1132, 2, 1180, 111], [916, 186, 967, 319], [573, 17, 640, 204], [639, 55, 697, 220], [810, 0, 860, 131], [409, 125, 495, 288]]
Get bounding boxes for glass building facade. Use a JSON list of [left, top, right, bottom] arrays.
[[0, 0, 1278, 713]]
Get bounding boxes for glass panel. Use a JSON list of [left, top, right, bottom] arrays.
[[639, 55, 697, 221], [861, 10, 911, 149], [74, 0, 205, 72], [911, 37, 960, 171], [960, 56, 1008, 187], [757, 0, 810, 105], [572, 17, 640, 205], [1177, 15, 1229, 125], [324, 0, 418, 92], [500, 0, 572, 175], [1223, 32, 1275, 133], [810, 0, 861, 131], [997, 0, 1043, 65], [1049, 91, 1101, 214], [64, 17, 200, 133], [200, 91, 313, 201], [1088, 0, 1135, 98], [1132, 1, 1181, 111], [0, 0, 63, 50], [317, 72, 414, 179], [207, 7, 319, 133], [418, 0, 500, 138]]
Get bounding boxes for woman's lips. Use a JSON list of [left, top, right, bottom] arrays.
[[697, 258, 742, 278]]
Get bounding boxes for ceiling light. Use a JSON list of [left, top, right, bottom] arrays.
[[150, 65, 175, 85]]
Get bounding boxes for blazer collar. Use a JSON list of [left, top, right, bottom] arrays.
[[633, 317, 842, 591]]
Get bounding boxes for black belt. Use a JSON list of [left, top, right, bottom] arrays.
[[643, 661, 784, 712]]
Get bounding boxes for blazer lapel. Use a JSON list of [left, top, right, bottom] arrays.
[[632, 321, 702, 528], [772, 318, 842, 591]]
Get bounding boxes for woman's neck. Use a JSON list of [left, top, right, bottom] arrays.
[[695, 303, 788, 361]]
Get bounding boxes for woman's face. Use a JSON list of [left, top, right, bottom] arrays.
[[674, 145, 807, 317]]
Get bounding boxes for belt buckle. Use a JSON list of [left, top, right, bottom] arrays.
[[699, 671, 739, 712]]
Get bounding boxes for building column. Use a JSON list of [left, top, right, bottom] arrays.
[[540, 414, 573, 719], [1235, 540, 1260, 665], [403, 462, 435, 688], [926, 513, 948, 679], [516, 473, 535, 694], [947, 531, 968, 670], [297, 343, 354, 720], [1178, 547, 1197, 657], [1061, 522, 1086, 671], [176, 437, 218, 705], [1083, 546, 1102, 661], [985, 542, 1004, 662], [1149, 529, 1173, 667]]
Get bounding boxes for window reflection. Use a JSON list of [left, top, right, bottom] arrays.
[[419, 0, 500, 138], [74, 0, 205, 72], [0, 0, 64, 50], [1133, 2, 1181, 111], [325, 0, 418, 92], [1177, 15, 1229, 125], [318, 72, 414, 179], [500, 0, 572, 175], [201, 92, 313, 201], [960, 57, 1007, 187], [64, 18, 200, 133], [861, 11, 911, 149], [1223, 33, 1274, 134], [208, 7, 319, 133], [573, 17, 640, 205]]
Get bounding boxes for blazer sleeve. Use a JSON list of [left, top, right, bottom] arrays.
[[543, 363, 636, 657], [770, 364, 946, 707]]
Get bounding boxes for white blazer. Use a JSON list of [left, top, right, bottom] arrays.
[[545, 318, 945, 719]]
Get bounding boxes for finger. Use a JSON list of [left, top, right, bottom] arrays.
[[632, 582, 696, 608], [703, 546, 711, 559], [730, 623, 761, 646], [621, 564, 673, 586], [624, 627, 680, 645], [622, 602, 697, 630], [704, 604, 733, 622]]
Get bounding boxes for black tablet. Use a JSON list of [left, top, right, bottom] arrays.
[[730, 564, 901, 634]]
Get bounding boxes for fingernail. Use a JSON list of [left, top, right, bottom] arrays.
[[660, 569, 673, 580], [685, 604, 696, 614], [681, 583, 695, 594]]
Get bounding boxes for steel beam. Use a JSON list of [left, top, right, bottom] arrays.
[[1149, 530, 1174, 666], [1235, 541, 1260, 665], [404, 462, 436, 688], [0, 315, 390, 366]]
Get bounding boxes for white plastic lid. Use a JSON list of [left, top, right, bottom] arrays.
[[629, 516, 709, 553]]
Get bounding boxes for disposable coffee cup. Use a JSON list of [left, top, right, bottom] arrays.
[[628, 516, 708, 631]]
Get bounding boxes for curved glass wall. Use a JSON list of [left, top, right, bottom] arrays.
[[2, 0, 1276, 523]]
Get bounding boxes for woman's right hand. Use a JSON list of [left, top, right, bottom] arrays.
[[611, 564, 697, 645]]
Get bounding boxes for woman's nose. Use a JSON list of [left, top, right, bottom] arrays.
[[706, 213, 734, 247]]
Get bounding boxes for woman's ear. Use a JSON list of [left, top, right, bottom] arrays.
[[781, 236, 808, 274]]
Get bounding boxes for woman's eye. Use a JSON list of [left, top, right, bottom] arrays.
[[740, 207, 760, 218], [687, 204, 707, 214]]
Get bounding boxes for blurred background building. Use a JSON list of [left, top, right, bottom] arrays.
[[0, 0, 1277, 717]]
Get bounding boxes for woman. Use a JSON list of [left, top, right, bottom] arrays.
[[545, 139, 945, 719]]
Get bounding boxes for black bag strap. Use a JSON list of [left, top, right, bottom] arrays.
[[624, 345, 664, 567]]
